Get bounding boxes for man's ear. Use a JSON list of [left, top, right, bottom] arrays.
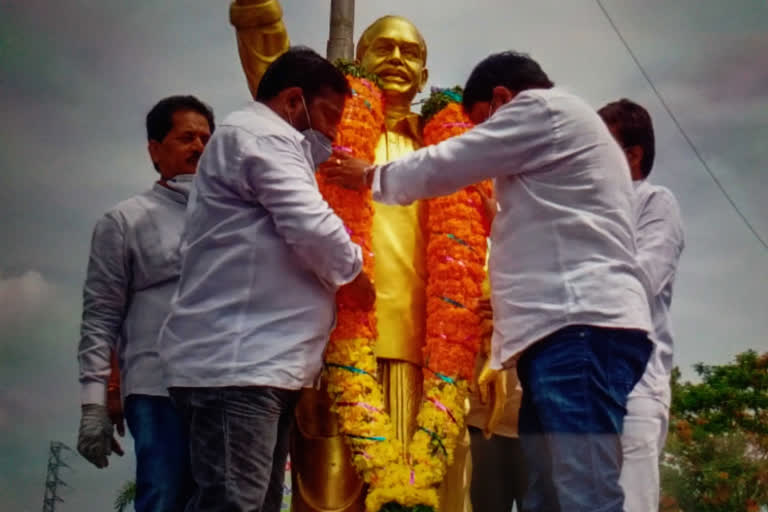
[[277, 86, 304, 117], [147, 140, 161, 167], [491, 86, 516, 107], [626, 145, 644, 170]]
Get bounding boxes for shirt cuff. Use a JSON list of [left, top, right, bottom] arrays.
[[80, 381, 107, 406], [322, 242, 363, 290], [370, 166, 384, 201]]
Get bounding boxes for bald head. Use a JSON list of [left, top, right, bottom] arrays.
[[356, 15, 429, 107], [356, 15, 427, 64]]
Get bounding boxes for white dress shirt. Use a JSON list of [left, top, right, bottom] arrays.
[[372, 88, 652, 368], [78, 175, 193, 404], [629, 180, 684, 405], [158, 102, 363, 390]]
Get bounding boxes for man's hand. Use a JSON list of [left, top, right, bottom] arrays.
[[342, 271, 376, 310], [77, 404, 124, 469], [477, 297, 493, 323], [478, 185, 498, 224], [320, 152, 373, 190]]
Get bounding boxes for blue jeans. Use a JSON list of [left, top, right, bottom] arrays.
[[170, 386, 299, 512], [517, 325, 651, 512], [124, 394, 193, 512]]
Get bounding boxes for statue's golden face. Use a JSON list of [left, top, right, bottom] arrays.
[[359, 18, 427, 105]]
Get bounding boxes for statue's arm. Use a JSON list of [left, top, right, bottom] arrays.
[[230, 0, 290, 99]]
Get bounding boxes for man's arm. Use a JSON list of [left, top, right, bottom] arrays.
[[242, 134, 363, 290], [78, 215, 129, 406], [77, 214, 128, 467], [372, 93, 555, 205], [230, 0, 289, 99], [635, 187, 685, 296]]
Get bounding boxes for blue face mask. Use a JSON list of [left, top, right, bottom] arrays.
[[300, 96, 333, 168]]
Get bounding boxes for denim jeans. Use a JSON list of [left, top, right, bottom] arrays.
[[469, 426, 527, 512], [170, 386, 299, 512], [517, 325, 651, 512], [124, 394, 193, 512]]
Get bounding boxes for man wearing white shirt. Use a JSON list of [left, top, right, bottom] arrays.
[[157, 48, 374, 512], [324, 51, 653, 512], [599, 99, 685, 512], [77, 95, 215, 511]]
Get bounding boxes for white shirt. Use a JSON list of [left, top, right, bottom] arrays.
[[372, 88, 652, 368], [78, 175, 193, 404], [158, 102, 363, 390], [629, 180, 684, 406]]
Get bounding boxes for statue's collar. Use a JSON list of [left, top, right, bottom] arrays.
[[385, 112, 423, 144]]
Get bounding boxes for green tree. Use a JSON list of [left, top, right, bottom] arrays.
[[661, 351, 768, 511], [114, 480, 136, 512]]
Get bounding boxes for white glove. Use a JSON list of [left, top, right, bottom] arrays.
[[77, 404, 123, 468]]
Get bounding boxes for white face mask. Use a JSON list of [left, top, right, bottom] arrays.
[[300, 96, 333, 168]]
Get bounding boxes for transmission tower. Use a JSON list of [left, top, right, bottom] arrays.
[[42, 441, 71, 512]]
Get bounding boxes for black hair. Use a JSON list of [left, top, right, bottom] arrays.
[[256, 46, 350, 103], [598, 98, 655, 178], [462, 51, 554, 110], [146, 95, 215, 143]]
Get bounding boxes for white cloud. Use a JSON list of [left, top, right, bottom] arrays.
[[0, 271, 55, 327]]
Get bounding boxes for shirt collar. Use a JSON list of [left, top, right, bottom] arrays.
[[154, 174, 194, 204]]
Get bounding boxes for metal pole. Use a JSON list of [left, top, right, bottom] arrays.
[[326, 0, 355, 61]]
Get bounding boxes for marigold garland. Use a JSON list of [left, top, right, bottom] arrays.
[[369, 96, 492, 511], [315, 78, 491, 512], [316, 70, 402, 488]]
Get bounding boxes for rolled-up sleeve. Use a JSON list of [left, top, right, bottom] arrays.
[[241, 134, 362, 289], [373, 92, 555, 205], [78, 214, 129, 405]]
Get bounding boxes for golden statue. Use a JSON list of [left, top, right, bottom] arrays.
[[230, 2, 470, 511]]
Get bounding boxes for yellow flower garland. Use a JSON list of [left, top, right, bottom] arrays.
[[317, 78, 490, 512]]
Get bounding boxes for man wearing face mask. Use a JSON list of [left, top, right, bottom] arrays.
[[77, 95, 214, 511], [324, 51, 654, 512], [157, 47, 374, 512]]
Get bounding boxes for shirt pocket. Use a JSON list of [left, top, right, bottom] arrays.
[[132, 215, 182, 285]]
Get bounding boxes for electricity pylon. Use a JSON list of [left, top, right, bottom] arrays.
[[42, 441, 71, 512]]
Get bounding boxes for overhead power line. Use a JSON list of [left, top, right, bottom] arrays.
[[596, 0, 768, 251]]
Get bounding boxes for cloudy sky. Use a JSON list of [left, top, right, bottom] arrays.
[[1, 0, 766, 510]]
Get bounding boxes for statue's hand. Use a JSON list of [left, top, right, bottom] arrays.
[[484, 369, 507, 440], [476, 359, 498, 405]]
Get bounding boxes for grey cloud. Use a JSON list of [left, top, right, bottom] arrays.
[[0, 1, 766, 510]]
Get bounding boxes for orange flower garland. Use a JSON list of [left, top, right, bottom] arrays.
[[404, 99, 492, 508], [315, 77, 491, 511], [315, 72, 402, 489]]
